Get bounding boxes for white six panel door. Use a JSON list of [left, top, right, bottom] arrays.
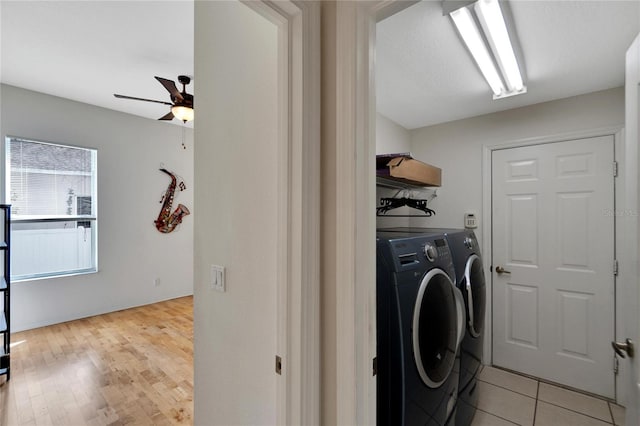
[[492, 136, 615, 398]]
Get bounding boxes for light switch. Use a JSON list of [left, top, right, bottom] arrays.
[[211, 265, 226, 292]]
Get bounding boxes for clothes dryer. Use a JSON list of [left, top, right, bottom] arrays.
[[377, 230, 465, 426], [439, 229, 486, 426], [378, 228, 487, 426]]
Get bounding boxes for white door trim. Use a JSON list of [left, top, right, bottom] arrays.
[[481, 125, 626, 401], [242, 1, 321, 424], [322, 1, 417, 424]]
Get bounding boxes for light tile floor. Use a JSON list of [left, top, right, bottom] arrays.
[[471, 366, 626, 426]]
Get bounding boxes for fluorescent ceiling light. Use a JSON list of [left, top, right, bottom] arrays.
[[449, 0, 526, 99], [450, 6, 505, 97], [475, 0, 524, 92]]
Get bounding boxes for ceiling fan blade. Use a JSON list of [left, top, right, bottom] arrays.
[[155, 77, 184, 102], [114, 94, 172, 105], [158, 111, 175, 121]]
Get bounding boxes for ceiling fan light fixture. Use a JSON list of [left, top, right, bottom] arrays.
[[171, 105, 194, 122], [114, 75, 194, 123]]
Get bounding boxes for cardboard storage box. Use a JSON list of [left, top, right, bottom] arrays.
[[376, 154, 441, 187]]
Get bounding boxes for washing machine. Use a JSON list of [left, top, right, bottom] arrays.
[[378, 228, 486, 426], [377, 230, 465, 426]]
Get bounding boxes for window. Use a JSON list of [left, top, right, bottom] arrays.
[[5, 137, 97, 280]]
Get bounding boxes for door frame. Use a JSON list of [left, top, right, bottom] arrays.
[[481, 126, 627, 402], [240, 1, 321, 424], [622, 33, 640, 424], [321, 1, 419, 423]]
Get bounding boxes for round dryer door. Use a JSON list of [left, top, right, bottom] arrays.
[[412, 268, 458, 388], [464, 254, 486, 338]]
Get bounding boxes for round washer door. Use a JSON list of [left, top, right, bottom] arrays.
[[464, 254, 486, 338], [412, 268, 458, 388]]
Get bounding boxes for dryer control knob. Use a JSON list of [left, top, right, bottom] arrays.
[[424, 243, 437, 261], [464, 237, 474, 249]]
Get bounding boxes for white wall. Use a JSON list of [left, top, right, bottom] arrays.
[[376, 112, 410, 155], [409, 87, 625, 246], [193, 2, 279, 424], [376, 112, 413, 227], [0, 84, 194, 331]]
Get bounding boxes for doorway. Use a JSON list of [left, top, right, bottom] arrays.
[[324, 1, 637, 423]]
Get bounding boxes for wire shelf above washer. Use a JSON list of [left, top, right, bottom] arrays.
[[376, 176, 426, 190]]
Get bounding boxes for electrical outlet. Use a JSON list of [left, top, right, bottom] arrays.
[[211, 265, 226, 292], [154, 278, 160, 287]]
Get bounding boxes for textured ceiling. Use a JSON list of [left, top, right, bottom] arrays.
[[1, 1, 638, 131], [376, 0, 640, 129], [1, 0, 194, 127]]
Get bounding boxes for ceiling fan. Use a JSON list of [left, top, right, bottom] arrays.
[[114, 75, 194, 122]]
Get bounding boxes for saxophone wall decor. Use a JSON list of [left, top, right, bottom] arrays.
[[154, 168, 190, 233]]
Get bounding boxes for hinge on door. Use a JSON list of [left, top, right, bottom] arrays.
[[614, 356, 619, 375], [373, 357, 377, 376], [614, 259, 619, 276], [275, 355, 282, 375], [613, 161, 619, 177]]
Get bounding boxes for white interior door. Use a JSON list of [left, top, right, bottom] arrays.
[[492, 136, 615, 398], [621, 33, 640, 426]]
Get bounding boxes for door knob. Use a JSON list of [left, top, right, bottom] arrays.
[[495, 266, 511, 274], [612, 339, 635, 358]]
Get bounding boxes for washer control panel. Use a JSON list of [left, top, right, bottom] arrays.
[[424, 238, 450, 262], [424, 243, 438, 261]]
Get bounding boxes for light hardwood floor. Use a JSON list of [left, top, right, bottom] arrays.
[[0, 296, 193, 426]]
